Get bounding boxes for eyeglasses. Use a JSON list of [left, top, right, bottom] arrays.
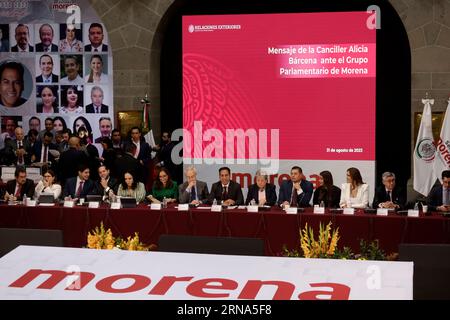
[[43, 175, 52, 178]]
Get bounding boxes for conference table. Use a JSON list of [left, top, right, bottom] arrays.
[[1, 203, 449, 256]]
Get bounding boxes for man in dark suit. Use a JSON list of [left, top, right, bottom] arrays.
[[35, 55, 58, 83], [11, 24, 34, 52], [122, 127, 151, 184], [94, 165, 119, 198], [372, 172, 406, 209], [35, 24, 58, 52], [84, 23, 108, 52], [428, 170, 450, 212], [3, 167, 34, 201], [178, 166, 209, 204], [207, 167, 244, 205], [112, 143, 143, 183], [278, 166, 313, 208], [245, 170, 277, 206], [63, 164, 95, 199], [4, 127, 31, 165], [86, 86, 109, 113], [31, 131, 58, 165], [57, 136, 89, 184]]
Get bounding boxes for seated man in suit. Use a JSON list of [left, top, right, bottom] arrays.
[[3, 166, 34, 201], [31, 131, 58, 166], [95, 165, 119, 200], [428, 170, 450, 212], [245, 169, 277, 206], [178, 166, 209, 204], [207, 167, 244, 206], [372, 171, 406, 209], [63, 164, 95, 200], [278, 166, 313, 208], [4, 127, 31, 166]]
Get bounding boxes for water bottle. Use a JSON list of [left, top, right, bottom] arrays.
[[213, 198, 218, 206], [250, 199, 256, 206], [414, 202, 419, 211], [163, 197, 167, 208], [320, 200, 325, 208]]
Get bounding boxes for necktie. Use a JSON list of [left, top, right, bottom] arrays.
[[222, 186, 228, 201], [15, 184, 22, 198], [190, 186, 197, 202], [44, 78, 50, 83], [94, 48, 98, 52], [290, 187, 297, 206], [76, 181, 84, 198], [387, 190, 392, 202], [17, 141, 23, 164], [43, 145, 48, 163], [97, 106, 100, 113]]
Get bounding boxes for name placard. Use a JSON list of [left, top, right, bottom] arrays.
[[178, 204, 189, 211], [377, 208, 389, 216], [88, 202, 100, 209], [407, 209, 419, 217], [26, 200, 36, 207], [247, 205, 259, 213], [63, 201, 74, 208], [211, 205, 222, 212], [313, 207, 325, 214], [286, 207, 298, 214], [150, 203, 162, 211], [343, 208, 355, 215], [110, 202, 121, 210]]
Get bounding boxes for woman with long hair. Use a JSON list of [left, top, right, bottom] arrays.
[[116, 171, 146, 203], [313, 170, 341, 208], [150, 167, 178, 202], [339, 167, 369, 208], [34, 169, 62, 199], [85, 54, 109, 83], [52, 116, 67, 132]]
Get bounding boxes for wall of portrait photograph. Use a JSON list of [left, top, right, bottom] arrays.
[[0, 1, 114, 153]]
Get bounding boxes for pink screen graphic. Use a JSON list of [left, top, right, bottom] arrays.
[[183, 12, 376, 161]]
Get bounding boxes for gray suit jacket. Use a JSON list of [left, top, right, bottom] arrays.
[[178, 180, 209, 204]]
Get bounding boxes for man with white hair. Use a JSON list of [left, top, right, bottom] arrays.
[[4, 127, 31, 165], [178, 166, 209, 204], [372, 172, 405, 209], [245, 169, 277, 206]]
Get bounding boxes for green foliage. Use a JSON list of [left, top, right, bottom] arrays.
[[282, 239, 389, 261], [356, 239, 386, 261]]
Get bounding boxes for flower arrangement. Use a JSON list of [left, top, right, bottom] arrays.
[[282, 222, 397, 261], [299, 222, 340, 258], [87, 222, 156, 251]]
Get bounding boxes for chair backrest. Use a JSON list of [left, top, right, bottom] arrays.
[[158, 235, 265, 256], [0, 228, 63, 258], [399, 243, 450, 300]]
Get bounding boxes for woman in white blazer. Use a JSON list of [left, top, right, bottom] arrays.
[[339, 167, 369, 208], [34, 169, 62, 200]]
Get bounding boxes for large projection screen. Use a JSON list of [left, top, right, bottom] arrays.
[[182, 11, 376, 199]]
